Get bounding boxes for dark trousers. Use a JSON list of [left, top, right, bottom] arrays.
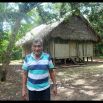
[[28, 87, 50, 101]]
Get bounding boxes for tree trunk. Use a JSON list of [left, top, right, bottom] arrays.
[[70, 3, 80, 15], [0, 19, 21, 82], [0, 68, 7, 82], [0, 63, 9, 81]]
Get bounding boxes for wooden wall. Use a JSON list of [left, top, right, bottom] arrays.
[[22, 39, 94, 60], [49, 39, 94, 59]]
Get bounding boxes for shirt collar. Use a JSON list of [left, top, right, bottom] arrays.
[[31, 52, 44, 60]]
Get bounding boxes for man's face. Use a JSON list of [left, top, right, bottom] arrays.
[[32, 42, 43, 56]]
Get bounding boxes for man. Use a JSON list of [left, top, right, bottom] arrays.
[[21, 38, 57, 101]]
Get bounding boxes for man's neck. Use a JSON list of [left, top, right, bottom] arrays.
[[34, 52, 43, 60], [35, 54, 40, 59]]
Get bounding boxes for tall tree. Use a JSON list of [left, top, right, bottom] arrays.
[[0, 2, 40, 81]]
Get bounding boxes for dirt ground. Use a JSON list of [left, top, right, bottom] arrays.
[[0, 58, 103, 101]]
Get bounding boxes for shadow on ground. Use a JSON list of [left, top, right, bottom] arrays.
[[0, 61, 103, 100]]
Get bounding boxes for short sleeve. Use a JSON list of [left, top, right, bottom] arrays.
[[48, 55, 54, 70], [22, 56, 28, 71]]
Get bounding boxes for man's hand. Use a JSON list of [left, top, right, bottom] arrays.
[[52, 84, 57, 96], [22, 88, 28, 100], [21, 70, 28, 100]]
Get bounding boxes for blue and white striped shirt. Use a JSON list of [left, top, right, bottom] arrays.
[[22, 52, 54, 91]]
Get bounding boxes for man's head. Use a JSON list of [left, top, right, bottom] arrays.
[[32, 38, 43, 56]]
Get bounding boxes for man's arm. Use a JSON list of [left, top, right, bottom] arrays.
[[49, 69, 57, 96], [21, 70, 28, 100], [49, 69, 56, 85]]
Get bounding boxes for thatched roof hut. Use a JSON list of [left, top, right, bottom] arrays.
[[16, 14, 100, 64], [16, 19, 63, 46], [16, 14, 100, 46]]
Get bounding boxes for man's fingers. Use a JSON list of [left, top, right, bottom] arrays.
[[22, 92, 27, 100], [22, 95, 27, 100]]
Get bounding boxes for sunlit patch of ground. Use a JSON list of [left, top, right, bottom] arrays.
[[10, 60, 23, 65], [0, 60, 23, 66], [72, 79, 86, 85], [92, 93, 103, 100]]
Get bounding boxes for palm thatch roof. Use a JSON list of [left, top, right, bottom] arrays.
[[16, 14, 100, 46]]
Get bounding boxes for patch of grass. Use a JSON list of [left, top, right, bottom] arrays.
[[95, 56, 103, 59]]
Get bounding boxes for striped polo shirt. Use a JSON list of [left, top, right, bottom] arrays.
[[22, 52, 54, 91]]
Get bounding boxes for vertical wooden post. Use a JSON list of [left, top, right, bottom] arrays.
[[53, 39, 55, 65], [87, 57, 88, 62], [64, 58, 66, 65], [91, 56, 93, 62], [83, 57, 85, 62]]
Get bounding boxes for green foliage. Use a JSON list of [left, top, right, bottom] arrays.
[[82, 3, 103, 56], [0, 3, 37, 63], [0, 32, 9, 62], [11, 47, 22, 60]]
